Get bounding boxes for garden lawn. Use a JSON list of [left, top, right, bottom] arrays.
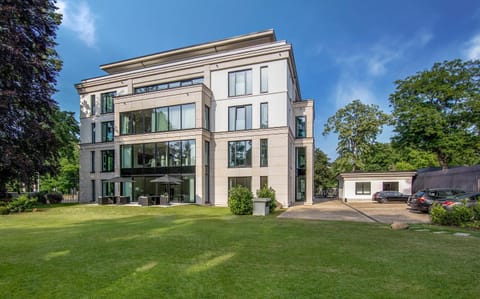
[[1, 205, 479, 298]]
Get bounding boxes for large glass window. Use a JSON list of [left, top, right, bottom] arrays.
[[101, 121, 114, 142], [228, 140, 252, 168], [155, 107, 169, 131], [228, 69, 252, 97], [90, 95, 96, 116], [182, 103, 195, 129], [133, 144, 144, 168], [182, 139, 195, 166], [144, 143, 155, 168], [133, 110, 144, 134], [121, 145, 132, 169], [156, 142, 168, 167], [169, 141, 182, 167], [102, 181, 114, 197], [296, 147, 306, 169], [228, 177, 252, 191], [260, 139, 268, 167], [100, 91, 115, 114], [204, 141, 210, 203], [260, 66, 268, 93], [229, 105, 252, 131], [356, 182, 371, 195], [169, 106, 181, 130], [296, 116, 306, 138], [120, 113, 132, 135], [260, 102, 268, 129], [101, 150, 114, 172]]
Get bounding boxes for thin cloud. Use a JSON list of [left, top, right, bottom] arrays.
[[334, 75, 376, 109], [57, 0, 96, 47], [464, 34, 480, 60]]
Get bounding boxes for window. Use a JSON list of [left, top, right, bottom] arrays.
[[120, 145, 132, 168], [383, 182, 399, 191], [260, 176, 268, 188], [120, 140, 196, 170], [91, 180, 96, 201], [260, 66, 268, 93], [356, 182, 371, 195], [260, 102, 268, 129], [296, 116, 306, 138], [228, 140, 252, 168], [228, 105, 252, 131], [204, 105, 210, 130], [91, 123, 96, 144], [90, 95, 96, 116], [100, 91, 115, 114], [134, 77, 203, 94], [181, 139, 195, 166], [102, 181, 114, 197], [169, 106, 181, 130], [154, 107, 168, 132], [120, 112, 132, 135], [260, 139, 268, 167], [101, 150, 114, 172], [228, 69, 252, 97], [228, 177, 252, 191], [181, 103, 195, 129], [101, 121, 114, 142], [296, 147, 306, 169], [204, 141, 210, 203], [90, 151, 95, 173]]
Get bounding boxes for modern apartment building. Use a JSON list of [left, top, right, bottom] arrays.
[[76, 30, 314, 207]]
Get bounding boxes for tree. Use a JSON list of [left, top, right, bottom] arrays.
[[0, 1, 63, 194], [323, 100, 391, 171], [390, 59, 480, 169], [313, 149, 335, 195]]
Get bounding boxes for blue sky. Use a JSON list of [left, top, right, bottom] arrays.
[[54, 0, 480, 160]]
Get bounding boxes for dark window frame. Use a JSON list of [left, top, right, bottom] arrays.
[[260, 66, 268, 93], [260, 139, 268, 167], [100, 91, 115, 114], [228, 69, 252, 97], [355, 182, 371, 195], [228, 104, 252, 131], [101, 121, 114, 142], [101, 150, 114, 172], [228, 140, 252, 168], [260, 102, 268, 129], [296, 116, 306, 138]]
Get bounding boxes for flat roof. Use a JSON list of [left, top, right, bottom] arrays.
[[100, 29, 276, 74]]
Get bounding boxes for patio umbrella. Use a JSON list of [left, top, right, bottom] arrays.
[[150, 175, 182, 199]]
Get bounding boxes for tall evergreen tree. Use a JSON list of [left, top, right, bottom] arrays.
[[0, 0, 63, 194]]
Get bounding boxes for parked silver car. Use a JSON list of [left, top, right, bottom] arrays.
[[441, 192, 480, 210]]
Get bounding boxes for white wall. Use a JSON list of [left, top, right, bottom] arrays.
[[342, 177, 413, 201]]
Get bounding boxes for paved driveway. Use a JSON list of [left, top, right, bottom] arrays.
[[278, 200, 430, 224]]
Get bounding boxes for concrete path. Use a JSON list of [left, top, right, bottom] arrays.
[[279, 200, 430, 224]]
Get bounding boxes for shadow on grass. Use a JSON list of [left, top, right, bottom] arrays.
[[1, 205, 480, 298]]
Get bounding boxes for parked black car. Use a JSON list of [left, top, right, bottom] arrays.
[[409, 188, 466, 213], [373, 191, 409, 203], [441, 192, 480, 211]]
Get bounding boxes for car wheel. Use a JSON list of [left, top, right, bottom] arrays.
[[381, 198, 387, 204]]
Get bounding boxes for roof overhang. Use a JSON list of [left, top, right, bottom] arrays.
[[100, 29, 276, 74]]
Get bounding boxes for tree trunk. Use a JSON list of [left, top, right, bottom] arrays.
[[436, 151, 448, 170]]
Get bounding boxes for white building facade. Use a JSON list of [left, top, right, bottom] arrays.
[[76, 30, 314, 207], [337, 172, 416, 202]]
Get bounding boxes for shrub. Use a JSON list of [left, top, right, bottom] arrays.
[[228, 186, 253, 215], [256, 186, 277, 213], [46, 192, 63, 204], [430, 204, 447, 225], [473, 202, 480, 221], [7, 195, 37, 213], [29, 191, 47, 204], [431, 203, 473, 226], [0, 206, 9, 215]]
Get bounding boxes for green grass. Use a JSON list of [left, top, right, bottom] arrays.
[[1, 205, 479, 298]]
